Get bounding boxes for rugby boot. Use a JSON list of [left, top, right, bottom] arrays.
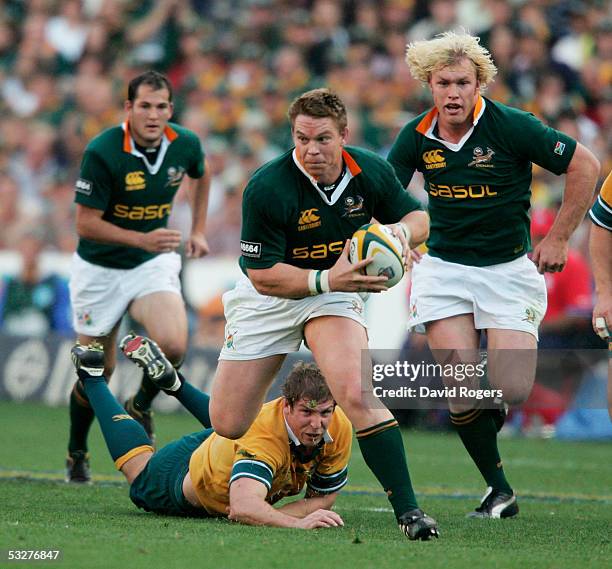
[[71, 342, 105, 382], [467, 486, 519, 518], [65, 450, 91, 484], [120, 333, 181, 392], [398, 509, 440, 540]]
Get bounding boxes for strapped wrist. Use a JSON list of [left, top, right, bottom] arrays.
[[308, 270, 331, 295]]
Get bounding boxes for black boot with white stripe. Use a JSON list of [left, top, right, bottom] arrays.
[[467, 486, 518, 518]]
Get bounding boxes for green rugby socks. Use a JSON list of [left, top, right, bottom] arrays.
[[356, 419, 419, 519], [171, 373, 211, 428], [451, 408, 513, 493], [82, 376, 153, 467]]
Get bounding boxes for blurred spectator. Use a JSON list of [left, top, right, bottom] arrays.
[[0, 173, 21, 248], [509, 23, 578, 102], [7, 122, 59, 216], [45, 0, 90, 72], [125, 0, 194, 70], [307, 0, 350, 77], [550, 4, 594, 73], [273, 45, 313, 97], [407, 0, 460, 42], [0, 16, 18, 72], [0, 225, 72, 337], [478, 0, 515, 50]]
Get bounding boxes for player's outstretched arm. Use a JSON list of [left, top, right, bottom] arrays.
[[532, 143, 600, 273], [247, 240, 388, 299], [185, 160, 211, 258], [75, 204, 182, 253], [228, 478, 343, 529]]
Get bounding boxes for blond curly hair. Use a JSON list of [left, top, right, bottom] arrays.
[[405, 31, 497, 91]]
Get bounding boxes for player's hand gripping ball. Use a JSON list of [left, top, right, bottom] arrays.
[[349, 223, 405, 288]]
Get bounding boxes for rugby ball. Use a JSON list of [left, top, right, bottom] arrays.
[[349, 223, 405, 288]]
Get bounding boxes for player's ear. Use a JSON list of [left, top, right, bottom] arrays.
[[340, 127, 348, 145], [168, 101, 174, 119], [124, 99, 132, 113]]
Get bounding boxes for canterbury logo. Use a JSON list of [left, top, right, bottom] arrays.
[[125, 171, 145, 185], [422, 150, 445, 164], [125, 171, 146, 190], [112, 414, 134, 422], [299, 209, 320, 225]]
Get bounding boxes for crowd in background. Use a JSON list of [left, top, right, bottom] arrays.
[[0, 0, 610, 436], [0, 0, 610, 252]]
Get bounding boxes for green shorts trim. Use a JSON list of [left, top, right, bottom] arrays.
[[129, 429, 213, 516]]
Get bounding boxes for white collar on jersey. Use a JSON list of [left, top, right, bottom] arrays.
[[284, 415, 333, 447], [292, 148, 355, 206], [416, 95, 487, 152], [121, 121, 175, 175]]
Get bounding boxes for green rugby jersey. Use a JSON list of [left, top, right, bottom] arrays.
[[240, 146, 422, 272], [388, 96, 576, 266], [589, 171, 611, 231], [74, 121, 205, 269]]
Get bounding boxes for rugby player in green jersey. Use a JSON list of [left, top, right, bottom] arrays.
[[388, 31, 600, 518], [588, 170, 612, 419], [209, 88, 439, 540], [66, 71, 211, 483]]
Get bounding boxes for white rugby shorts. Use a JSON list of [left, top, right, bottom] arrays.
[[408, 254, 547, 339], [219, 275, 368, 360], [69, 252, 182, 336]]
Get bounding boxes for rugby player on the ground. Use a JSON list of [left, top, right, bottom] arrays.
[[70, 335, 351, 529]]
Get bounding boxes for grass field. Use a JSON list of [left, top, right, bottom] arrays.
[[1, 401, 610, 569]]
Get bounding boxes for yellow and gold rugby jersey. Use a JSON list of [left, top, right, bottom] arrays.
[[589, 171, 612, 231], [388, 96, 577, 266], [188, 398, 352, 516], [74, 121, 205, 269]]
